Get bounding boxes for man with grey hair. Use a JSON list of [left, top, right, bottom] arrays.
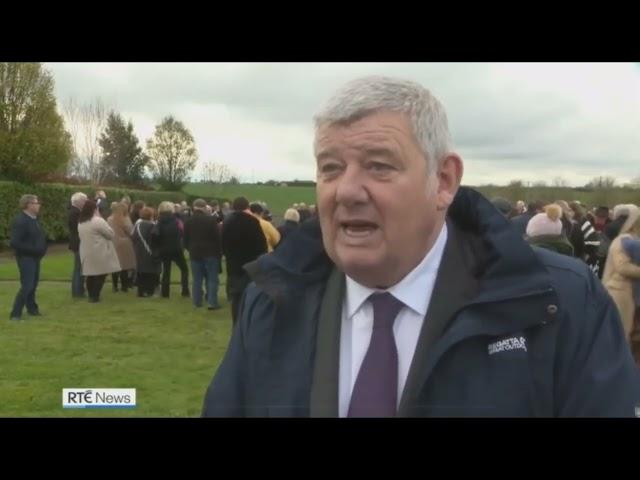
[[183, 199, 222, 310], [203, 76, 640, 417], [9, 194, 48, 320], [68, 192, 88, 298]]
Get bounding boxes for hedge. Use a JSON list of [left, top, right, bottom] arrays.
[[0, 181, 188, 248]]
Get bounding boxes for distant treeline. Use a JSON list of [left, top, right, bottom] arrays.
[[473, 185, 640, 209]]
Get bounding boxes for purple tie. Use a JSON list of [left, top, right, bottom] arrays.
[[348, 292, 405, 417]]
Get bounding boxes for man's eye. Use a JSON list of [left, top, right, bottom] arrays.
[[320, 163, 342, 173], [369, 162, 393, 172]]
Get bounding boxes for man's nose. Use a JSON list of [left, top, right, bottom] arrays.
[[335, 165, 369, 207]]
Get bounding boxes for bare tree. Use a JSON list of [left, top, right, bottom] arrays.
[[201, 161, 234, 184], [62, 97, 110, 183], [585, 176, 616, 189], [551, 176, 569, 187]]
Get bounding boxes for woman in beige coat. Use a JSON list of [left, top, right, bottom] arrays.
[[107, 203, 136, 293], [602, 204, 640, 342], [78, 199, 121, 303]]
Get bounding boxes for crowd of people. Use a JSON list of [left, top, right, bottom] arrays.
[[8, 189, 317, 324], [6, 75, 640, 417], [491, 196, 640, 359]]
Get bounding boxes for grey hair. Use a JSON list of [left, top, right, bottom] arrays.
[[19, 194, 37, 210], [158, 201, 175, 214], [70, 192, 88, 208], [313, 76, 454, 173], [284, 208, 300, 223]]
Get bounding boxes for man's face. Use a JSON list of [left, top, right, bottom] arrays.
[[315, 111, 461, 288], [27, 197, 41, 216]]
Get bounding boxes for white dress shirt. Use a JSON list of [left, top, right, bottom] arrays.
[[338, 223, 448, 417]]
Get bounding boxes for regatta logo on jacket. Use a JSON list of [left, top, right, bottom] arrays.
[[488, 336, 527, 355]]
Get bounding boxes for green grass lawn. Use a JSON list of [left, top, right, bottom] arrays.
[[184, 184, 316, 220], [0, 250, 232, 417]]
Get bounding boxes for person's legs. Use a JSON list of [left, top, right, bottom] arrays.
[[10, 256, 36, 319], [94, 274, 107, 301], [150, 273, 160, 296], [86, 276, 98, 302], [161, 258, 172, 298], [72, 251, 85, 297], [120, 270, 129, 292], [25, 258, 41, 314], [175, 251, 190, 296], [190, 259, 204, 307], [137, 272, 146, 297], [205, 257, 220, 308], [112, 272, 119, 292]]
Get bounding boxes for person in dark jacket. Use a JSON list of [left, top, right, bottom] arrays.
[[152, 201, 190, 298], [132, 207, 161, 297], [221, 196, 268, 325], [569, 201, 601, 274], [525, 204, 574, 256], [202, 76, 640, 417], [184, 199, 223, 309], [554, 200, 584, 259], [95, 190, 109, 219], [510, 200, 545, 237], [276, 208, 301, 247], [130, 200, 145, 224], [9, 194, 48, 320], [68, 192, 88, 298]]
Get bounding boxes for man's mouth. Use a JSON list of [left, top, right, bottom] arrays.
[[340, 220, 379, 237]]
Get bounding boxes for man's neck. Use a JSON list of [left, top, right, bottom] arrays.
[[23, 210, 37, 219]]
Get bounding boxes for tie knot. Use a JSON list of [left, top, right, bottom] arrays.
[[369, 292, 404, 330]]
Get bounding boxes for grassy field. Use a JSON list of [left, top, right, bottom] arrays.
[[183, 183, 316, 220], [0, 250, 232, 417]]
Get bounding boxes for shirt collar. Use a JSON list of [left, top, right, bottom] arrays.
[[345, 223, 448, 318]]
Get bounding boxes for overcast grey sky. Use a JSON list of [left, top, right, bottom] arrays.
[[46, 63, 640, 186]]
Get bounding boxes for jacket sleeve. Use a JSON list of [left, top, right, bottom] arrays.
[[555, 269, 640, 416], [9, 216, 32, 255], [96, 218, 115, 241], [202, 286, 262, 417], [612, 243, 640, 279], [182, 220, 191, 251], [254, 221, 268, 256], [266, 222, 281, 248]]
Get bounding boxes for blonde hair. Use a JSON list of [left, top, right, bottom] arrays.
[[158, 201, 175, 214], [620, 204, 640, 235], [284, 208, 300, 223], [544, 204, 562, 222]]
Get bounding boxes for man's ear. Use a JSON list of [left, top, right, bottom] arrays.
[[435, 153, 463, 211]]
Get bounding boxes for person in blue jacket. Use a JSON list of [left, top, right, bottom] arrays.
[[202, 76, 640, 417], [9, 194, 48, 321]]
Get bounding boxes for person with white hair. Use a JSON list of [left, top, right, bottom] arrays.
[[151, 201, 190, 298], [68, 192, 88, 298], [203, 75, 640, 418], [276, 208, 301, 247]]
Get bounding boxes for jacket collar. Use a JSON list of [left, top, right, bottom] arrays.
[[248, 186, 554, 304]]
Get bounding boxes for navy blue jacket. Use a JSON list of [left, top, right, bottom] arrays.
[[510, 211, 535, 237], [203, 187, 640, 417], [10, 212, 48, 258]]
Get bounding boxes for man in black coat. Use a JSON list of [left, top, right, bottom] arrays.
[[9, 194, 48, 320], [68, 192, 88, 298], [184, 199, 223, 310], [221, 196, 268, 325]]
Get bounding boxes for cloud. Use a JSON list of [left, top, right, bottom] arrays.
[[46, 62, 640, 185]]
